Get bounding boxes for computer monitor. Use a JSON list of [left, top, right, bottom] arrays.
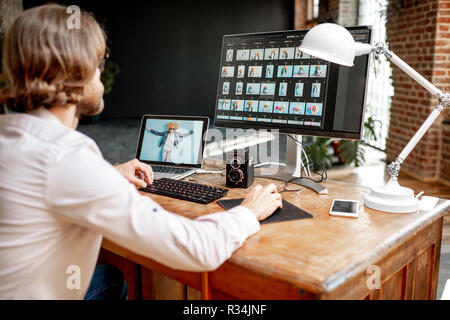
[[213, 26, 372, 186], [214, 26, 372, 140]]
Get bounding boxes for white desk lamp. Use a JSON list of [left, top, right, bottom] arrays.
[[300, 23, 449, 213]]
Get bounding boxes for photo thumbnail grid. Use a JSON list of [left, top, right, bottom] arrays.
[[217, 99, 323, 126], [227, 46, 313, 62], [217, 43, 329, 128], [219, 63, 327, 100]]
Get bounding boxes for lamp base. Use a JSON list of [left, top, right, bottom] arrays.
[[364, 178, 419, 213]]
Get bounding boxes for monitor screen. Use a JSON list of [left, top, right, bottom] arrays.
[[136, 116, 208, 167], [213, 26, 372, 140]]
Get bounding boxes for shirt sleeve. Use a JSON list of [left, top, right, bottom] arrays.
[[44, 146, 260, 271]]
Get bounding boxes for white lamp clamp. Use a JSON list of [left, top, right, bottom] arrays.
[[300, 23, 449, 213]]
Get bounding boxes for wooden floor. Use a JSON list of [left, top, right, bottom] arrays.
[[327, 160, 450, 243]]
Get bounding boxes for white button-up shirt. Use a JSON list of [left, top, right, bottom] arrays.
[[0, 108, 259, 299]]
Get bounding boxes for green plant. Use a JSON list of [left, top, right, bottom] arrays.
[[335, 115, 382, 167], [101, 59, 120, 95], [308, 115, 382, 168], [305, 137, 334, 169], [337, 139, 366, 167], [363, 115, 383, 142]]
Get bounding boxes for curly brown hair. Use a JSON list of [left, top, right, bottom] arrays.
[[0, 4, 106, 112]]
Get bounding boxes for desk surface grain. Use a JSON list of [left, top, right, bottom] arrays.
[[107, 159, 450, 298]]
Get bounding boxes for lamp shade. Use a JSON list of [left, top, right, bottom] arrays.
[[299, 23, 371, 67]]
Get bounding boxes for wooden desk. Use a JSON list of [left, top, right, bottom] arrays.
[[101, 159, 450, 300]]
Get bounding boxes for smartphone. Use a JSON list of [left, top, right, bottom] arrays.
[[329, 199, 360, 218]]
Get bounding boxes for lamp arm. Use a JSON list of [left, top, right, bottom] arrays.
[[372, 42, 443, 97], [389, 53, 443, 97], [370, 42, 450, 180], [394, 106, 442, 163]]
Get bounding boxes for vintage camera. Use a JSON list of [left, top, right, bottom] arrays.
[[226, 149, 254, 188]]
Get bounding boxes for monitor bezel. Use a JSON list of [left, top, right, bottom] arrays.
[[135, 114, 209, 169], [213, 26, 372, 141]]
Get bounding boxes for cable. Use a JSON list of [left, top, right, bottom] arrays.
[[188, 168, 226, 183], [300, 148, 310, 176], [287, 134, 312, 154], [300, 161, 327, 183], [287, 134, 311, 176], [287, 134, 328, 183], [194, 169, 225, 174], [287, 134, 310, 176], [186, 176, 200, 184]]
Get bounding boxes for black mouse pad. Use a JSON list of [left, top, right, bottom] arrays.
[[217, 198, 313, 224]]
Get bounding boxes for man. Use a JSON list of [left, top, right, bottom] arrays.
[[0, 4, 282, 299]]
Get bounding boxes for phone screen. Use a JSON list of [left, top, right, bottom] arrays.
[[331, 200, 358, 214]]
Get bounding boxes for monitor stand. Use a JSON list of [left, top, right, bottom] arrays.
[[255, 134, 328, 194]]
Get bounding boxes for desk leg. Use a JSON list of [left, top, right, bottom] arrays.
[[141, 267, 186, 300], [201, 272, 211, 300]]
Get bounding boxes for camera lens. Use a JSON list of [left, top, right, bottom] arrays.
[[229, 169, 243, 183]]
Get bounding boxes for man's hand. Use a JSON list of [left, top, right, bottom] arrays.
[[240, 183, 283, 221], [114, 159, 153, 188], [146, 125, 151, 131]]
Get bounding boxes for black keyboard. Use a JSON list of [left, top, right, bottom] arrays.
[[152, 165, 191, 174], [141, 178, 228, 204]]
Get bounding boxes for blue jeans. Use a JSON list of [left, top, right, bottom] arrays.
[[84, 264, 128, 300]]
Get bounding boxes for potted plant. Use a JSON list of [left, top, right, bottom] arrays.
[[308, 114, 382, 168]]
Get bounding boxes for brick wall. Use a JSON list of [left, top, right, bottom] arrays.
[[443, 122, 450, 182], [437, 0, 450, 183], [386, 0, 449, 182], [295, 0, 308, 29], [296, 0, 357, 28], [316, 0, 357, 25], [319, 0, 340, 23], [295, 0, 339, 27], [338, 0, 359, 26], [295, 0, 449, 182]]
